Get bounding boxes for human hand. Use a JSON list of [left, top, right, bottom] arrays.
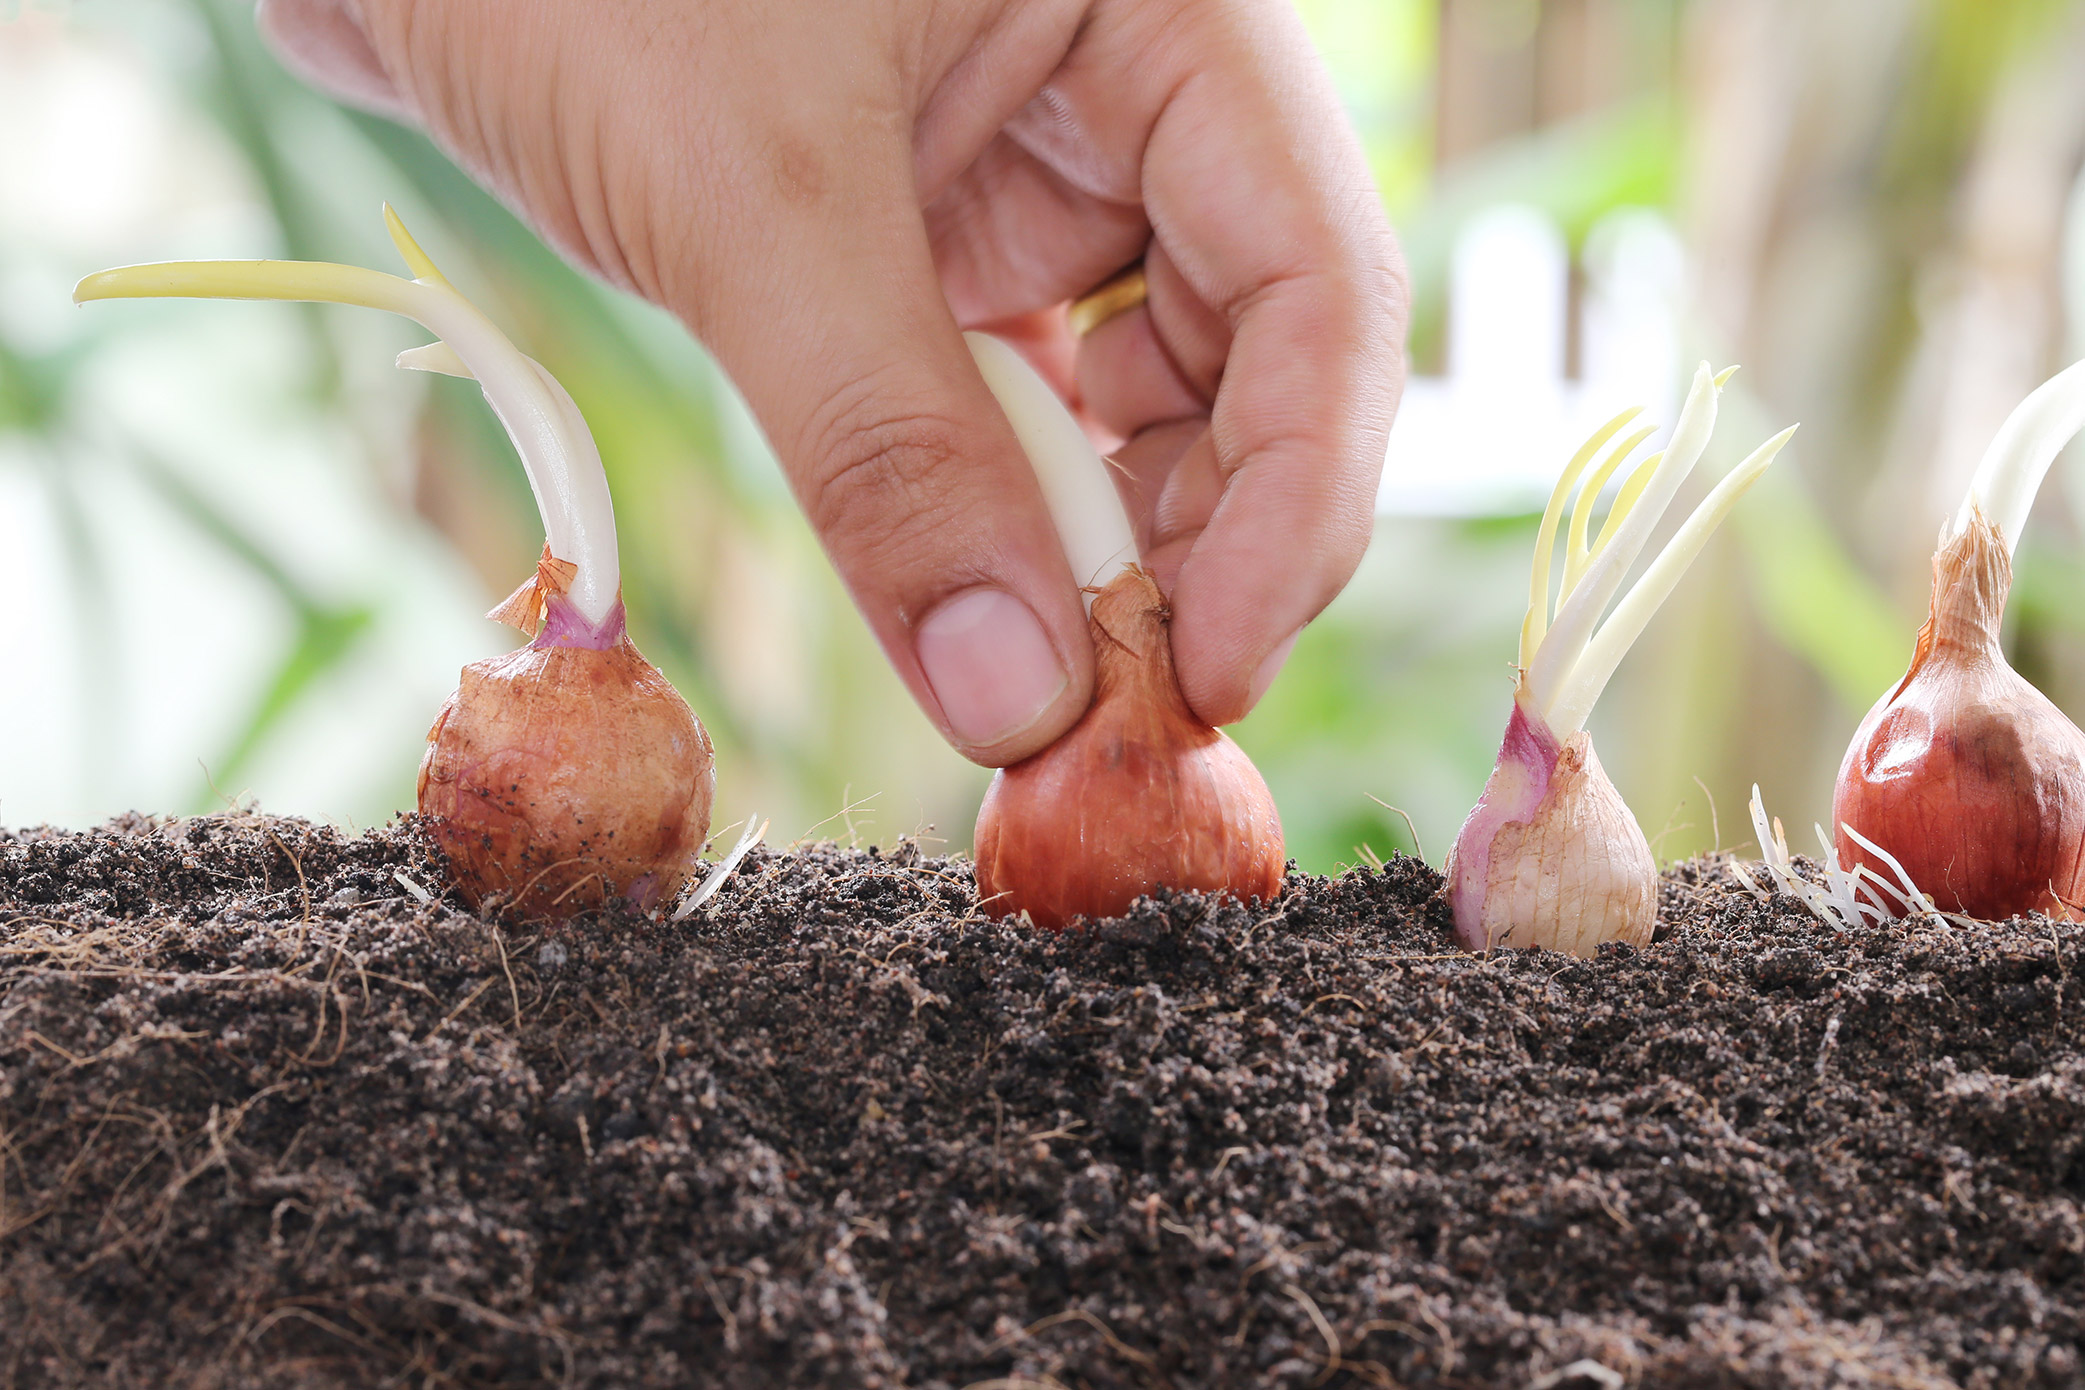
[[260, 0, 1407, 765]]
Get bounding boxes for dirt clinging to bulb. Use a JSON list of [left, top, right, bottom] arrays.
[[2, 811, 2082, 1388]]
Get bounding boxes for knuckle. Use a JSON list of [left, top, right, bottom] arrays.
[[1362, 238, 1413, 359], [1380, 239, 1413, 322], [798, 382, 970, 555]]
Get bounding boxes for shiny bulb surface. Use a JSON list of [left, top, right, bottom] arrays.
[[1835, 512, 2085, 920]]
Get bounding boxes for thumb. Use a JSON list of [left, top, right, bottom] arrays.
[[693, 178, 1098, 766]]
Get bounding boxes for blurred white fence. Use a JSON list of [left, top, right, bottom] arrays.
[[1379, 204, 1685, 515]]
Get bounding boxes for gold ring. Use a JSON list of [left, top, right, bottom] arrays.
[[1068, 262, 1148, 337]]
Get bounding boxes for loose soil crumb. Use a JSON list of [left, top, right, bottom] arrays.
[[2, 812, 2081, 1389]]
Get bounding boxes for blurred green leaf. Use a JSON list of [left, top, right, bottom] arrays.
[[0, 337, 100, 436], [2013, 545, 2085, 639], [125, 447, 331, 621], [185, 0, 350, 393], [120, 447, 379, 805], [198, 605, 377, 807], [1734, 474, 1909, 714]]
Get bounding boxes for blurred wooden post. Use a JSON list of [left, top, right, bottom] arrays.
[[1436, 0, 1639, 158], [1435, 0, 1649, 379]]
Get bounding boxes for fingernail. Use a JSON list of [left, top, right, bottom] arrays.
[[917, 588, 1069, 748], [1247, 630, 1302, 709]]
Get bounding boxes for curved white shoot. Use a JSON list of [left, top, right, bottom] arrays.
[[74, 206, 621, 626], [395, 343, 601, 477], [1591, 441, 1659, 554], [1524, 362, 1724, 718], [1545, 425, 1795, 734], [1949, 356, 2085, 556], [394, 344, 612, 602], [1519, 407, 1641, 666], [966, 331, 1137, 609], [1562, 427, 1657, 594]]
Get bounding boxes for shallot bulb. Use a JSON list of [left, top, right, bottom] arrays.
[[78, 207, 715, 917], [419, 548, 715, 915], [1450, 697, 1656, 954], [973, 566, 1285, 930], [1834, 362, 2085, 920], [962, 333, 1285, 929], [1447, 366, 1794, 954]]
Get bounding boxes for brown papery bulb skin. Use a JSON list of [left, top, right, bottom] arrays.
[[972, 568, 1285, 930], [418, 610, 715, 919], [1834, 510, 2085, 920]]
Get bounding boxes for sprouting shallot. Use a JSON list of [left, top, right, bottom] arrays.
[[1834, 360, 2085, 920], [78, 208, 715, 917], [1447, 366, 1794, 955]]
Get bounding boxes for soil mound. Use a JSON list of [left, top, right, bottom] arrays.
[[2, 813, 2080, 1388]]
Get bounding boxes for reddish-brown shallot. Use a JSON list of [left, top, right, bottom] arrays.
[[1834, 362, 2085, 920], [973, 566, 1284, 930], [78, 208, 716, 917], [963, 333, 1285, 930]]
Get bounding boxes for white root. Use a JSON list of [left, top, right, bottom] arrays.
[[673, 814, 770, 920], [1739, 784, 1951, 930]]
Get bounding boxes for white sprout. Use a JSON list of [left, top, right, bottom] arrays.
[[1733, 785, 1950, 930], [75, 206, 622, 626], [965, 331, 1137, 609], [1520, 364, 1796, 736], [1948, 356, 2085, 557], [672, 814, 770, 920]]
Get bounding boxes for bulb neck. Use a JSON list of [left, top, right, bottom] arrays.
[[1446, 695, 1565, 945], [533, 592, 629, 651], [1499, 689, 1565, 786], [1919, 509, 2011, 664], [1089, 567, 1192, 715]]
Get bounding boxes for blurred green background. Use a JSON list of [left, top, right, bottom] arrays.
[[7, 0, 2085, 875]]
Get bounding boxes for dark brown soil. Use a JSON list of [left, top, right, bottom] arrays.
[[2, 813, 2081, 1389]]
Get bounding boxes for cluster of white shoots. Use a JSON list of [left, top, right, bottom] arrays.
[[1523, 365, 1796, 736]]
